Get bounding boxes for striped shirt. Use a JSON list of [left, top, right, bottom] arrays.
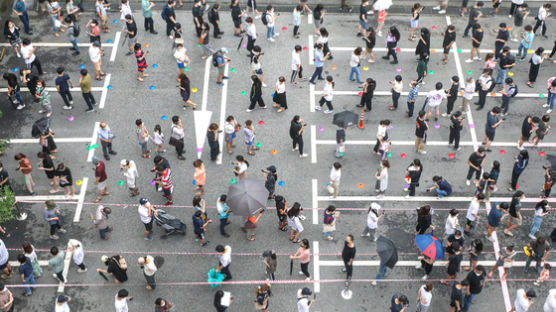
[[161, 168, 172, 190], [407, 85, 419, 102]]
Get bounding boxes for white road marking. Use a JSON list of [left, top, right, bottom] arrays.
[[98, 74, 111, 109], [58, 241, 72, 293], [313, 241, 320, 293], [318, 260, 556, 267], [313, 139, 556, 148], [201, 56, 212, 111], [329, 47, 551, 55], [216, 64, 229, 165], [309, 83, 315, 112], [15, 195, 79, 201], [87, 122, 101, 163], [311, 125, 317, 164], [308, 13, 313, 24], [9, 260, 49, 267], [317, 195, 556, 203], [0, 43, 114, 47], [0, 87, 104, 93], [311, 90, 547, 98], [73, 177, 89, 223], [486, 202, 512, 310], [312, 179, 318, 224], [110, 31, 122, 62], [308, 35, 314, 65], [9, 138, 91, 144]]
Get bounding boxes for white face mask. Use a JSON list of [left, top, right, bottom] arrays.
[[9, 23, 15, 28]]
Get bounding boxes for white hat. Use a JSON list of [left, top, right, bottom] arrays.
[[120, 159, 127, 166], [370, 202, 381, 210]]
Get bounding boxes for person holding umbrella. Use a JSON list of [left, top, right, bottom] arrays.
[[290, 239, 311, 281], [372, 236, 398, 286]]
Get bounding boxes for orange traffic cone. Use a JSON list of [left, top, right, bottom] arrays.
[[358, 110, 365, 129]]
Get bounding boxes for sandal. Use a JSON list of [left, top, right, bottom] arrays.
[[94, 197, 102, 203], [292, 239, 301, 243], [137, 78, 144, 82]]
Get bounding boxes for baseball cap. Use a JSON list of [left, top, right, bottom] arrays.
[[57, 295, 69, 303], [139, 198, 149, 205], [92, 156, 100, 165], [220, 47, 228, 54], [526, 289, 536, 298], [120, 159, 127, 166], [301, 287, 312, 295]]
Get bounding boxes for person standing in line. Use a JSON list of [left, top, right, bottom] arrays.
[[215, 245, 232, 281], [341, 235, 356, 281], [297, 288, 315, 312], [192, 0, 204, 38], [264, 5, 279, 42], [533, 3, 551, 39], [416, 283, 433, 312], [0, 283, 14, 312], [316, 76, 334, 114], [43, 200, 66, 240], [214, 48, 230, 86], [55, 67, 74, 110], [443, 76, 459, 116], [328, 163, 341, 199], [529, 200, 550, 240], [511, 4, 529, 41], [349, 48, 363, 84], [441, 25, 456, 65], [273, 76, 287, 113], [291, 239, 311, 281], [449, 111, 465, 151], [262, 251, 277, 281], [169, 116, 185, 160], [292, 5, 302, 39], [500, 78, 517, 116], [463, 1, 483, 38], [442, 242, 462, 285], [120, 159, 139, 197], [162, 1, 176, 38], [309, 44, 329, 84], [290, 116, 308, 158], [545, 289, 556, 312], [444, 208, 459, 239], [37, 152, 58, 193], [312, 4, 325, 36], [192, 210, 211, 246], [488, 244, 516, 278], [177, 74, 197, 110], [243, 120, 258, 156], [137, 255, 157, 290], [372, 120, 390, 155], [124, 14, 137, 56], [48, 246, 66, 283], [17, 254, 35, 296], [357, 0, 369, 37], [56, 163, 75, 199], [375, 160, 389, 198], [425, 82, 447, 122], [362, 28, 376, 63], [361, 203, 383, 241], [114, 289, 131, 312], [449, 281, 468, 312], [79, 69, 96, 112], [527, 48, 548, 88], [462, 265, 486, 312], [486, 202, 509, 241], [406, 80, 419, 118], [21, 39, 45, 75], [414, 28, 430, 61], [509, 289, 536, 312], [508, 150, 528, 192], [359, 78, 376, 113], [92, 156, 109, 203], [414, 111, 428, 154], [389, 75, 402, 111], [475, 69, 493, 111], [416, 205, 434, 235], [88, 41, 105, 81], [322, 205, 337, 240], [524, 236, 551, 275], [207, 4, 224, 39], [504, 190, 525, 237], [382, 27, 400, 64], [142, 0, 157, 34], [230, 0, 245, 37], [465, 24, 483, 63], [134, 43, 149, 82], [95, 0, 110, 33], [466, 146, 486, 186], [416, 54, 428, 84], [154, 298, 173, 312], [156, 165, 173, 205], [135, 119, 151, 159], [518, 116, 540, 150], [98, 122, 116, 161], [495, 47, 515, 86], [516, 25, 534, 61], [409, 3, 423, 39], [67, 239, 86, 273], [55, 295, 71, 312], [207, 123, 220, 162], [245, 17, 256, 57], [13, 0, 31, 35], [535, 263, 551, 286], [390, 294, 409, 311], [290, 45, 304, 84], [192, 160, 206, 195], [216, 195, 231, 237], [481, 106, 504, 152], [464, 193, 485, 236], [138, 198, 157, 241], [3, 73, 25, 110], [92, 205, 112, 240], [64, 17, 80, 56], [250, 46, 266, 87], [14, 153, 34, 195], [405, 159, 423, 197]]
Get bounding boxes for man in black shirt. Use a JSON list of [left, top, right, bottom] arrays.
[[442, 25, 456, 64], [444, 242, 463, 284], [512, 5, 529, 42], [357, 0, 369, 37], [192, 0, 204, 38], [449, 111, 465, 151], [208, 4, 223, 38], [493, 23, 509, 59], [450, 280, 468, 312], [3, 72, 25, 109], [495, 47, 515, 85], [415, 111, 428, 154], [0, 162, 12, 192], [462, 265, 486, 311], [289, 115, 308, 158], [124, 14, 137, 56], [518, 116, 540, 150], [466, 147, 486, 185], [444, 76, 459, 116], [446, 230, 465, 255], [163, 0, 177, 38], [341, 235, 356, 280], [463, 1, 483, 37]]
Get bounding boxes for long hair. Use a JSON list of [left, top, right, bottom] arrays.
[[390, 26, 401, 42]]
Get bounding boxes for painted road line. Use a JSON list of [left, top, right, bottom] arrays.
[[311, 90, 548, 98], [308, 35, 314, 65], [110, 31, 122, 62], [329, 47, 551, 55], [58, 241, 72, 293], [9, 260, 49, 267], [0, 87, 104, 93], [487, 203, 512, 311], [15, 195, 79, 201], [317, 195, 556, 203], [308, 13, 313, 24], [87, 122, 101, 163], [73, 177, 89, 223], [313, 241, 320, 293], [312, 179, 318, 225], [448, 15, 479, 152], [311, 125, 317, 164], [0, 43, 114, 48], [216, 64, 229, 165], [9, 138, 91, 144], [201, 56, 212, 111], [314, 139, 556, 148], [318, 260, 556, 267], [309, 84, 315, 112], [98, 74, 111, 109]]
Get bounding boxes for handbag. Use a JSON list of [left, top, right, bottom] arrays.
[[523, 246, 531, 257], [326, 183, 334, 194], [322, 223, 336, 232]]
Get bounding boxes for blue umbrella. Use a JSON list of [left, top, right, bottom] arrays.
[[207, 268, 225, 289], [415, 234, 444, 260]]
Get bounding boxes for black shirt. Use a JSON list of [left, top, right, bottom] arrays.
[[336, 129, 346, 143], [359, 5, 368, 21], [465, 270, 485, 294], [509, 198, 521, 218], [391, 295, 405, 312], [126, 20, 137, 38], [468, 7, 480, 25], [313, 9, 322, 21], [447, 234, 465, 254], [472, 29, 483, 48], [364, 35, 376, 49], [468, 152, 485, 168], [276, 200, 285, 217], [0, 168, 10, 188], [416, 215, 432, 234], [450, 283, 463, 304], [4, 73, 20, 92], [341, 244, 356, 263], [230, 4, 241, 20], [500, 54, 515, 69], [192, 5, 203, 19], [156, 157, 171, 170], [521, 117, 533, 137], [514, 10, 526, 27], [107, 256, 128, 282], [415, 118, 427, 138], [495, 30, 509, 46], [447, 253, 463, 275], [289, 122, 303, 139], [164, 6, 175, 21], [55, 167, 73, 185], [450, 116, 463, 131], [443, 30, 456, 48], [447, 84, 458, 103]]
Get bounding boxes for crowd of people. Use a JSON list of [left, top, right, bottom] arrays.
[[1, 0, 556, 311]]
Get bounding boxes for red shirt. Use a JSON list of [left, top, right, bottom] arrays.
[[161, 168, 172, 190], [95, 161, 107, 182]]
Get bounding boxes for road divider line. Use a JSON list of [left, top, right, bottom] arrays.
[[311, 90, 547, 98], [313, 139, 556, 147], [99, 74, 111, 109], [216, 64, 229, 165], [87, 122, 100, 163], [329, 47, 551, 55], [312, 179, 318, 224], [201, 56, 212, 111], [319, 260, 556, 267], [73, 177, 89, 223], [313, 241, 320, 293], [110, 32, 121, 62]]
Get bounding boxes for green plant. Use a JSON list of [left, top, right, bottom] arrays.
[[0, 139, 9, 155], [0, 187, 17, 223]]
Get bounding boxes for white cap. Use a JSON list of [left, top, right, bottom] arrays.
[[370, 202, 381, 210], [120, 159, 127, 166]]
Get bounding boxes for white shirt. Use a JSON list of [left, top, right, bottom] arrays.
[[123, 161, 139, 182], [114, 296, 128, 312], [0, 240, 8, 265], [445, 215, 459, 235], [291, 50, 301, 70], [466, 199, 480, 221], [349, 53, 360, 67], [247, 23, 257, 39], [142, 255, 157, 276], [392, 81, 403, 93], [173, 47, 187, 63], [514, 289, 530, 312], [266, 11, 275, 27], [153, 131, 164, 145], [224, 121, 236, 134], [68, 239, 84, 265], [55, 303, 70, 312], [367, 211, 379, 229], [419, 285, 432, 306], [219, 245, 232, 266], [479, 74, 493, 91], [427, 89, 447, 107], [297, 289, 310, 312], [330, 168, 341, 182], [88, 46, 101, 63], [323, 83, 333, 101], [463, 81, 475, 100], [120, 3, 132, 20], [512, 0, 524, 5], [276, 81, 286, 94], [237, 162, 248, 174], [538, 7, 548, 20], [376, 125, 387, 139], [21, 44, 35, 64], [544, 289, 556, 312], [377, 168, 388, 191], [138, 204, 152, 224]]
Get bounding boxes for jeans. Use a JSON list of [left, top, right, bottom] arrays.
[[82, 92, 96, 109], [23, 275, 36, 295], [407, 101, 415, 117], [517, 43, 528, 60], [467, 166, 481, 180], [13, 90, 25, 105], [71, 39, 79, 53], [435, 188, 449, 198], [392, 91, 400, 108], [266, 26, 275, 39], [533, 19, 546, 36], [140, 141, 148, 155], [462, 293, 475, 311], [19, 12, 30, 33], [144, 272, 156, 289], [349, 66, 361, 83], [501, 96, 510, 114], [219, 217, 229, 235], [144, 17, 154, 32], [525, 254, 543, 275], [548, 92, 556, 110], [59, 91, 73, 107], [323, 231, 333, 238], [293, 25, 300, 36], [375, 262, 387, 280], [463, 23, 473, 37], [495, 65, 507, 84], [50, 15, 59, 33], [309, 66, 323, 83], [478, 90, 488, 109], [99, 226, 110, 239], [100, 140, 114, 157], [529, 215, 543, 237]]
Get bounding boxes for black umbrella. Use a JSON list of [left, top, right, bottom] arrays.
[[31, 117, 50, 138], [332, 111, 359, 128], [226, 179, 269, 216], [290, 259, 293, 276], [376, 236, 398, 269], [236, 35, 244, 51]]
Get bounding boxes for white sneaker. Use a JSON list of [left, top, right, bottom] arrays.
[[16, 104, 25, 110], [77, 268, 87, 273], [371, 281, 377, 286], [299, 154, 308, 158], [262, 82, 267, 87], [52, 274, 60, 280], [268, 37, 275, 42], [273, 33, 280, 37], [473, 56, 481, 60], [292, 146, 299, 151], [324, 110, 333, 114], [422, 274, 428, 280], [361, 233, 370, 237], [315, 106, 322, 111], [547, 109, 553, 114], [38, 109, 45, 113], [441, 113, 448, 117], [305, 277, 310, 281], [542, 104, 550, 108], [433, 5, 441, 10], [255, 15, 261, 19], [511, 38, 519, 42], [246, 109, 253, 112], [420, 150, 427, 154], [63, 105, 73, 110], [508, 15, 512, 19], [528, 234, 536, 240], [17, 52, 21, 58], [438, 9, 446, 14], [465, 59, 474, 63], [377, 31, 383, 37], [466, 180, 471, 186], [415, 263, 422, 269], [299, 271, 305, 276], [169, 35, 173, 39]]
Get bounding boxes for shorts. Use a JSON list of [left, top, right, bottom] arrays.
[[521, 134, 531, 141], [177, 62, 185, 69], [233, 18, 241, 28], [359, 20, 368, 29], [195, 232, 205, 240], [443, 47, 451, 54], [46, 171, 56, 179], [485, 130, 495, 141], [254, 68, 263, 75], [246, 140, 254, 146], [509, 215, 522, 226], [128, 36, 137, 47], [314, 19, 321, 29], [9, 38, 22, 47], [470, 253, 480, 261], [410, 19, 419, 28], [144, 219, 153, 231], [97, 181, 106, 191], [93, 60, 102, 72], [163, 187, 172, 197], [226, 132, 236, 141], [472, 42, 481, 48], [492, 0, 501, 8], [218, 67, 225, 75], [503, 261, 513, 269], [428, 103, 440, 110], [0, 260, 8, 270], [466, 218, 474, 227]]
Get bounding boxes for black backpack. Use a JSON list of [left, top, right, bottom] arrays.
[[261, 12, 268, 26], [73, 24, 80, 37], [212, 52, 221, 67], [510, 84, 518, 97], [208, 10, 216, 23]]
